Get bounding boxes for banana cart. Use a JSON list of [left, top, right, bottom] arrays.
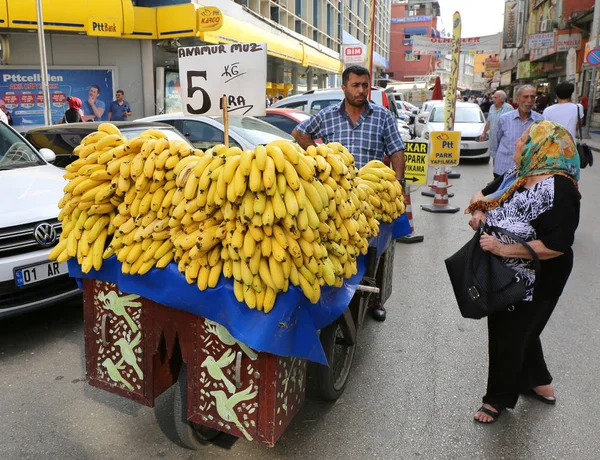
[[75, 220, 405, 450]]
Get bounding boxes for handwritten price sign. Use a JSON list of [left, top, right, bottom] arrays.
[[178, 42, 267, 117]]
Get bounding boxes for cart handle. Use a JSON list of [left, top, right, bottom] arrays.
[[234, 351, 243, 388], [356, 284, 380, 294]]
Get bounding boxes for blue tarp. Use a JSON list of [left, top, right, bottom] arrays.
[[69, 214, 411, 364]]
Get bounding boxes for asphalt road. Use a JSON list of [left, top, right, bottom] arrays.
[[1, 161, 599, 460]]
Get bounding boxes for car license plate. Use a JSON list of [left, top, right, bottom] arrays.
[[461, 143, 468, 149], [14, 261, 68, 287]]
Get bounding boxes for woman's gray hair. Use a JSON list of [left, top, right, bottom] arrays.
[[494, 90, 507, 101], [516, 85, 536, 98]]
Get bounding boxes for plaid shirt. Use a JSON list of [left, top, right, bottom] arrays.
[[491, 109, 543, 175], [295, 100, 405, 168], [487, 102, 514, 138]]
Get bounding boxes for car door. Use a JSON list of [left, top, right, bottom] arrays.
[[175, 119, 241, 150]]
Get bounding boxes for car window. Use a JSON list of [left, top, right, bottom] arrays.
[[215, 116, 293, 146], [429, 107, 484, 123], [256, 114, 308, 135], [279, 101, 308, 113], [176, 120, 240, 150], [0, 123, 44, 170], [310, 99, 341, 115], [26, 131, 83, 167]]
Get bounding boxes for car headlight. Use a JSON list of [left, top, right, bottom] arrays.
[[477, 133, 489, 142]]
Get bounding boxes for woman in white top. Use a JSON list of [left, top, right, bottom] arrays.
[[542, 81, 581, 140]]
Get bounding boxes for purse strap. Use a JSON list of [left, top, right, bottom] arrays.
[[484, 225, 542, 276]]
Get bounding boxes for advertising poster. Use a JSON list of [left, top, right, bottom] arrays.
[[0, 67, 115, 132], [164, 69, 182, 113], [503, 1, 518, 49]]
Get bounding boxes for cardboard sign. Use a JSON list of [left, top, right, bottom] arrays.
[[429, 132, 461, 167], [404, 141, 429, 185], [178, 42, 267, 117]]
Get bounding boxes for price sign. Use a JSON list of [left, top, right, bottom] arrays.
[[178, 42, 267, 117]]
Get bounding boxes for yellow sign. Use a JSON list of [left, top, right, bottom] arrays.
[[197, 7, 223, 32], [429, 132, 461, 167], [444, 12, 462, 131], [404, 142, 429, 185], [87, 18, 122, 37]]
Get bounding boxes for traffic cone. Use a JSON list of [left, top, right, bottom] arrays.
[[396, 187, 424, 244], [422, 168, 454, 198], [421, 170, 460, 213]]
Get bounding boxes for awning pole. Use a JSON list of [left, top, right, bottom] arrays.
[[35, 0, 52, 125]]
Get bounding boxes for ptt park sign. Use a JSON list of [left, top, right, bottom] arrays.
[[429, 131, 460, 167], [403, 141, 429, 185]]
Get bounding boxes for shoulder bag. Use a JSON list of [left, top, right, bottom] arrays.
[[577, 107, 594, 168], [444, 223, 541, 319]]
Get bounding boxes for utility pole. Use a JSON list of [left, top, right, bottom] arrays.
[[584, 0, 600, 138], [365, 0, 377, 91], [36, 0, 52, 125]]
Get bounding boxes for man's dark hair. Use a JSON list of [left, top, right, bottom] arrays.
[[116, 89, 124, 95], [555, 81, 575, 100], [90, 84, 101, 95], [342, 65, 370, 86]]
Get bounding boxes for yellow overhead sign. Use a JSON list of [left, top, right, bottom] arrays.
[[197, 7, 222, 32], [429, 132, 461, 167], [404, 141, 429, 185]]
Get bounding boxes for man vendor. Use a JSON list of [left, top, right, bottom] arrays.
[[292, 65, 406, 322]]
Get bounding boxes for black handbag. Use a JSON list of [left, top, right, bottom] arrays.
[[444, 223, 540, 319], [577, 113, 594, 169]]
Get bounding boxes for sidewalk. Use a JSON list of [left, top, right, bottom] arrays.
[[586, 130, 600, 151]]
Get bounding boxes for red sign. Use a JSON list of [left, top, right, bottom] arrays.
[[3, 92, 18, 109], [52, 91, 66, 106], [20, 92, 35, 108], [36, 93, 45, 105], [344, 46, 363, 57]]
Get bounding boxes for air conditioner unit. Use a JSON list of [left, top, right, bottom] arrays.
[[540, 19, 553, 32]]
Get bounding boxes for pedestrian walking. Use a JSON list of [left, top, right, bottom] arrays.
[[535, 91, 549, 113], [108, 90, 132, 122], [466, 120, 580, 423], [480, 94, 492, 115], [478, 90, 514, 142], [292, 64, 406, 322], [542, 82, 581, 141], [490, 85, 542, 178]]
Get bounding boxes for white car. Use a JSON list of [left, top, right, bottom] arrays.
[[0, 123, 80, 319], [423, 102, 490, 162], [138, 113, 293, 150], [414, 100, 440, 138]]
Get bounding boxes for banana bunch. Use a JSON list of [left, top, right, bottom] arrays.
[[357, 160, 405, 223], [50, 124, 405, 314]]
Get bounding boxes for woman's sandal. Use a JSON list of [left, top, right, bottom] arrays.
[[526, 390, 557, 405], [474, 405, 501, 424]]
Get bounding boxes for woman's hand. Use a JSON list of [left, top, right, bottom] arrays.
[[468, 210, 486, 231], [480, 234, 504, 256]]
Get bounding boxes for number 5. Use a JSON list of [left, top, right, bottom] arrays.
[[186, 71, 211, 114]]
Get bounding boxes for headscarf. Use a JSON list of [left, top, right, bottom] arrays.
[[67, 96, 82, 110], [467, 120, 580, 213]]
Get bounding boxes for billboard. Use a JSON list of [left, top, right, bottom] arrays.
[[0, 67, 115, 132], [503, 1, 518, 49], [412, 34, 501, 55]]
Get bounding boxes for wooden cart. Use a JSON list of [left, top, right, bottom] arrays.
[[82, 243, 395, 449]]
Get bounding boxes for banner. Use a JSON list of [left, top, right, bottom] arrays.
[[391, 16, 432, 24], [444, 13, 461, 133], [178, 43, 267, 117], [529, 33, 556, 50], [412, 33, 500, 55], [503, 1, 518, 49], [557, 33, 582, 52], [501, 71, 512, 86], [0, 67, 115, 132]]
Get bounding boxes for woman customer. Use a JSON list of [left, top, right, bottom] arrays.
[[465, 120, 581, 423], [57, 96, 84, 124]]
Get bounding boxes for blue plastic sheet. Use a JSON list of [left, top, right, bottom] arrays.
[[69, 214, 410, 364]]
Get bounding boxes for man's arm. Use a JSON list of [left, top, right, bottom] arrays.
[[108, 108, 112, 121], [478, 120, 490, 141], [91, 103, 105, 119], [490, 116, 503, 157], [390, 150, 405, 180], [292, 128, 317, 150]]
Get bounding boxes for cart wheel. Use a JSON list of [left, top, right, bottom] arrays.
[[315, 320, 356, 401], [174, 364, 220, 450]]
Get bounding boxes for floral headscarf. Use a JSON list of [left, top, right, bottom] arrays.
[[467, 120, 580, 213]]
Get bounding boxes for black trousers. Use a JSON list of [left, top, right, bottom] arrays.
[[482, 297, 559, 409]]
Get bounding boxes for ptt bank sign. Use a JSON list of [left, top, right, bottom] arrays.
[[87, 18, 121, 37]]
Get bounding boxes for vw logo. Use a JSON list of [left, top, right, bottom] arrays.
[[33, 223, 57, 247]]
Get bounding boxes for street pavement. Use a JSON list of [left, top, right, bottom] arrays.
[[1, 160, 599, 460]]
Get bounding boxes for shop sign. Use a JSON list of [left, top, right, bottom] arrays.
[[503, 2, 518, 49], [530, 62, 547, 79], [403, 142, 429, 185], [178, 42, 267, 117], [412, 33, 501, 55], [556, 33, 582, 52], [0, 67, 115, 132], [87, 18, 121, 37], [429, 132, 460, 167], [517, 61, 531, 79], [197, 7, 223, 32], [529, 33, 555, 50], [342, 45, 365, 65], [484, 61, 500, 78], [391, 16, 432, 24], [501, 71, 512, 86]]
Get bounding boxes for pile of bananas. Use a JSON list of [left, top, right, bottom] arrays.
[[50, 124, 405, 313]]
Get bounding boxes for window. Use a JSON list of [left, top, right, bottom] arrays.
[[279, 101, 308, 113], [405, 53, 421, 62], [257, 114, 308, 135], [310, 99, 341, 114], [177, 120, 240, 150], [429, 107, 484, 123]]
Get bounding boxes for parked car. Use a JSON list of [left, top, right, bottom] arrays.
[[414, 100, 440, 138], [422, 102, 490, 163], [138, 114, 293, 150], [256, 108, 311, 135], [26, 122, 192, 168], [0, 122, 81, 319], [395, 100, 419, 124]]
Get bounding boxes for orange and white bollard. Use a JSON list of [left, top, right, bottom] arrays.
[[421, 171, 460, 213], [422, 168, 454, 198], [396, 187, 424, 244]]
